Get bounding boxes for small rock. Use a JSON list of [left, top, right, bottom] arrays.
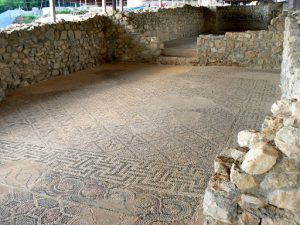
[[237, 130, 261, 148], [238, 211, 260, 225], [226, 148, 247, 162], [203, 188, 238, 224], [275, 126, 300, 159], [283, 117, 296, 127], [268, 189, 300, 213], [214, 156, 234, 176], [261, 217, 299, 225], [204, 216, 227, 225], [261, 116, 283, 141], [241, 142, 278, 175], [271, 99, 293, 116], [291, 101, 300, 122], [208, 173, 237, 194], [260, 158, 300, 190], [218, 148, 247, 161], [238, 194, 266, 209], [230, 164, 257, 190], [0, 88, 5, 101]]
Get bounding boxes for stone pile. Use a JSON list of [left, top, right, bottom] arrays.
[[203, 98, 300, 225]]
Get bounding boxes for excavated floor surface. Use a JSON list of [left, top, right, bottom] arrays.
[[0, 64, 279, 225]]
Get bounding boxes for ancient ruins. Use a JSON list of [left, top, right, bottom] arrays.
[[0, 1, 299, 225]]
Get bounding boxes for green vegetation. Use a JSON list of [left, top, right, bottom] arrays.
[[56, 8, 88, 15], [56, 8, 73, 14], [13, 15, 37, 24], [0, 0, 40, 13]]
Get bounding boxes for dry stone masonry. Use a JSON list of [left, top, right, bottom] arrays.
[[207, 4, 283, 33], [0, 16, 110, 100], [109, 5, 206, 61], [0, 5, 207, 101], [281, 15, 300, 99], [0, 5, 285, 102], [197, 13, 285, 70], [203, 13, 300, 225]]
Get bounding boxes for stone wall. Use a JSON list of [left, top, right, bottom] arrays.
[[204, 4, 283, 34], [0, 4, 287, 101], [0, 5, 205, 100], [216, 6, 270, 32], [280, 15, 300, 99], [109, 5, 206, 62], [202, 13, 300, 225], [197, 13, 285, 70], [0, 16, 109, 100], [123, 5, 205, 42]]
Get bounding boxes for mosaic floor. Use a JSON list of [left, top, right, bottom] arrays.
[[0, 64, 279, 224]]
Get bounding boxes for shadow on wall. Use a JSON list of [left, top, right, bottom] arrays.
[[204, 3, 283, 34]]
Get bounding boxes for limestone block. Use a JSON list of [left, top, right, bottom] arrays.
[[241, 142, 278, 175], [245, 51, 256, 58], [238, 194, 266, 210], [261, 116, 283, 141], [60, 31, 68, 40], [230, 164, 257, 190], [275, 126, 300, 159], [291, 101, 300, 122], [74, 30, 82, 39], [260, 158, 300, 190], [237, 130, 261, 148], [283, 117, 296, 127], [268, 189, 300, 213], [0, 47, 5, 54], [0, 88, 4, 101], [219, 148, 247, 162], [214, 156, 234, 175], [67, 30, 74, 40], [45, 28, 54, 41], [203, 188, 238, 224], [292, 79, 300, 101], [261, 217, 299, 225], [0, 37, 8, 47], [238, 211, 260, 225], [271, 99, 293, 116]]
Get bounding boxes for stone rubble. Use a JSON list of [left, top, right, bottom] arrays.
[[275, 126, 300, 159], [241, 142, 278, 175], [271, 98, 294, 116], [237, 130, 261, 148], [268, 189, 300, 213], [230, 164, 258, 190], [203, 13, 300, 225], [238, 194, 266, 210], [203, 12, 300, 225], [204, 97, 300, 225]]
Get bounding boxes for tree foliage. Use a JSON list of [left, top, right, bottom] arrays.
[[0, 0, 41, 13]]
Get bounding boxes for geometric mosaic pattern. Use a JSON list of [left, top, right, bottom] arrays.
[[0, 64, 279, 224]]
